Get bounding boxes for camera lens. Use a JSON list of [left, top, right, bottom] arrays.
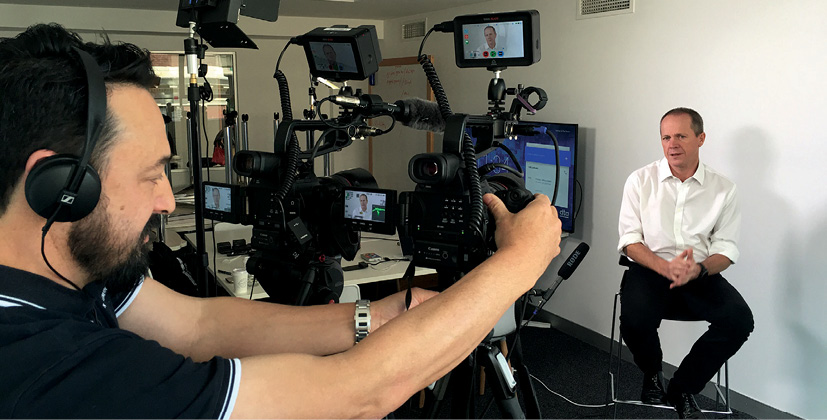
[[422, 161, 439, 177]]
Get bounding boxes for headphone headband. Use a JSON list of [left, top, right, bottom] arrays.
[[68, 47, 106, 192]]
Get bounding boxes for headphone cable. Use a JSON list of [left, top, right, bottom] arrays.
[[40, 213, 82, 291]]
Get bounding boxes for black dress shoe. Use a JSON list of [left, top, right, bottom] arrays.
[[640, 371, 667, 405], [667, 388, 704, 419]]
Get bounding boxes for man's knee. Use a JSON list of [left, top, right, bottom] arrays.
[[721, 302, 754, 342], [619, 311, 661, 337]]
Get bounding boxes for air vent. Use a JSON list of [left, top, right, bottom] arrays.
[[577, 0, 634, 19], [402, 20, 427, 39]]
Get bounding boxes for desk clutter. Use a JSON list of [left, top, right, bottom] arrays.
[[216, 239, 252, 256]]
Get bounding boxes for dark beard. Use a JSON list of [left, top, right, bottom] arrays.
[[68, 197, 161, 294]]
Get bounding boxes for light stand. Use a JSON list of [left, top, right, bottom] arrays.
[[184, 22, 211, 297]]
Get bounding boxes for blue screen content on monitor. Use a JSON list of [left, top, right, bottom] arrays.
[[309, 41, 359, 74], [461, 21, 525, 60], [471, 122, 578, 233]]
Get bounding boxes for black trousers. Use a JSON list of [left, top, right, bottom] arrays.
[[619, 263, 754, 394]]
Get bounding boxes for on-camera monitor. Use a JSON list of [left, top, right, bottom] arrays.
[[470, 122, 578, 233], [453, 10, 540, 68], [308, 41, 359, 75], [343, 188, 397, 235], [205, 184, 233, 213], [461, 21, 525, 61], [344, 190, 387, 222]]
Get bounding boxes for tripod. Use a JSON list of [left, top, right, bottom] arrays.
[[421, 298, 541, 419], [249, 253, 345, 306]]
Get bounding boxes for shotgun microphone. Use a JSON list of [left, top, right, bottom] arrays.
[[532, 242, 590, 315]]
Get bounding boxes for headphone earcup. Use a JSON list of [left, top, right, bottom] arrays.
[[25, 154, 101, 222]]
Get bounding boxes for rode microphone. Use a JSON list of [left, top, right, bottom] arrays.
[[531, 242, 590, 316]]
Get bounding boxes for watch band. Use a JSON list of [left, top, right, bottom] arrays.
[[697, 263, 709, 279], [354, 299, 371, 344]]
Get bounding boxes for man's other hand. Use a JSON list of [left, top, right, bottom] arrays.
[[668, 248, 700, 288]]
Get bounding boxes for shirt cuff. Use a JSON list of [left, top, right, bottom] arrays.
[[709, 241, 739, 264], [618, 233, 643, 254]]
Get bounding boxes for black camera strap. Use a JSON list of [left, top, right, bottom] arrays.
[[402, 261, 416, 310]]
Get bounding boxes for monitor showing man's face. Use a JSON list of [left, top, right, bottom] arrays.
[[212, 188, 221, 207], [323, 44, 337, 65], [484, 26, 497, 48]]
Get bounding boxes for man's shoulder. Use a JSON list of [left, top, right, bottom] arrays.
[[702, 163, 737, 191], [626, 160, 662, 182]]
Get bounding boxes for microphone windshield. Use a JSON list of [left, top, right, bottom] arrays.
[[394, 97, 445, 133], [557, 242, 590, 280]]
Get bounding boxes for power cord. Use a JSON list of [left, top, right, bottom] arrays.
[[529, 373, 613, 408]]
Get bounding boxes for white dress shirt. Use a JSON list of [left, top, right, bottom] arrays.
[[618, 158, 740, 264]]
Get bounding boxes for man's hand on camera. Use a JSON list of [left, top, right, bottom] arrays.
[[370, 288, 439, 332], [484, 192, 562, 281]]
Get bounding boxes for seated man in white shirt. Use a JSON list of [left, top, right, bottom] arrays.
[[351, 193, 370, 220], [617, 108, 754, 419]]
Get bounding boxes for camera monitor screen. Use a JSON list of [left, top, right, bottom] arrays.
[[454, 10, 540, 68], [343, 188, 397, 234], [300, 25, 381, 82], [461, 21, 526, 61], [204, 182, 242, 223], [205, 184, 233, 213], [308, 41, 359, 75], [469, 122, 579, 233]]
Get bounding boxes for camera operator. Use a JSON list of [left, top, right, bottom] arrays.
[[0, 24, 562, 418]]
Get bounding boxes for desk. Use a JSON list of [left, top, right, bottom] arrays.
[[181, 225, 436, 300]]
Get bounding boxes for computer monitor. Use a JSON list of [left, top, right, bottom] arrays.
[[470, 122, 579, 233]]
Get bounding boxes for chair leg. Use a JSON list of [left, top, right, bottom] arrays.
[[606, 292, 622, 418]]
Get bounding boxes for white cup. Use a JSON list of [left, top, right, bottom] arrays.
[[233, 268, 248, 294]]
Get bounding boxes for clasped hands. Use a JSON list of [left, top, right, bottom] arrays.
[[666, 248, 702, 289]]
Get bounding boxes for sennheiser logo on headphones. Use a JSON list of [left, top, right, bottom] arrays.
[[60, 195, 75, 205]]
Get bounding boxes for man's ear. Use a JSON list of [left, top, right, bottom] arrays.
[[698, 132, 706, 147], [24, 150, 58, 175]]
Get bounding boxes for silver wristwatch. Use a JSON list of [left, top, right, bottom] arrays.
[[354, 299, 371, 344]]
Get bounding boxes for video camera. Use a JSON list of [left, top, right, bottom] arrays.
[[203, 10, 548, 302]]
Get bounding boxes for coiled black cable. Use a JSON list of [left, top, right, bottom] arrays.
[[417, 53, 485, 238], [273, 68, 299, 202]]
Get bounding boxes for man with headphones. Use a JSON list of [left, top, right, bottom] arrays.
[[0, 24, 562, 418]]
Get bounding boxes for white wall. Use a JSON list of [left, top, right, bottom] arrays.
[[0, 4, 381, 172], [381, 0, 826, 418]]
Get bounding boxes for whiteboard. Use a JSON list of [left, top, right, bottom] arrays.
[[368, 57, 434, 193]]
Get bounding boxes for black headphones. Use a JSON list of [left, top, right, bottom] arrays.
[[25, 47, 106, 225]]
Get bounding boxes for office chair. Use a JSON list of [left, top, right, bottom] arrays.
[[606, 256, 732, 418]]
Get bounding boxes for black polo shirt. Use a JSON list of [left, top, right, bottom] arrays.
[[0, 265, 240, 419]]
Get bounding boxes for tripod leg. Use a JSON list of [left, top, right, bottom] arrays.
[[426, 373, 451, 419], [481, 343, 525, 419], [511, 340, 541, 419], [449, 352, 476, 419]]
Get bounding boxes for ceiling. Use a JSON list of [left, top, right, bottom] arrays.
[[0, 0, 488, 20]]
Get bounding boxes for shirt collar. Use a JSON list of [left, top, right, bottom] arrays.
[[0, 264, 106, 319], [657, 158, 706, 185]]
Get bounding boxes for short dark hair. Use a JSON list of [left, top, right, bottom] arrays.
[[0, 23, 157, 215], [484, 25, 496, 34], [661, 107, 704, 136]]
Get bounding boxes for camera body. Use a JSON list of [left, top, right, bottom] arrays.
[[401, 114, 534, 273]]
